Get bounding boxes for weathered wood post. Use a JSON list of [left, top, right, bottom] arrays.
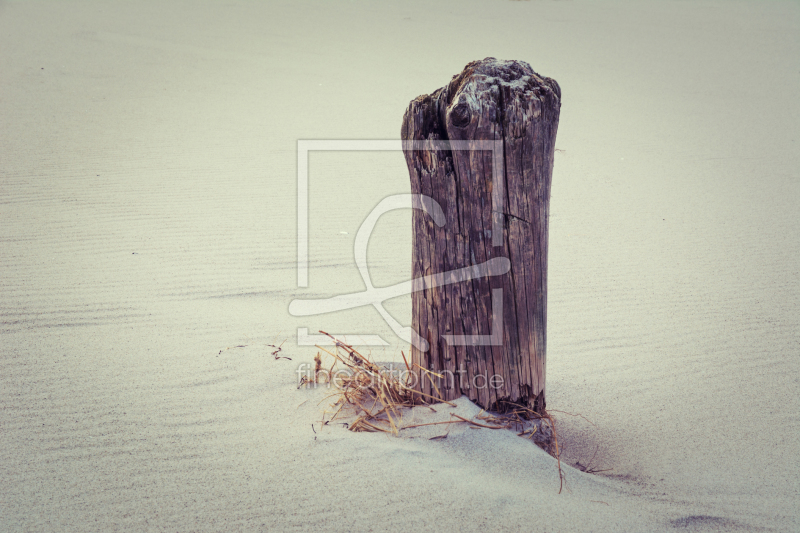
[[402, 58, 560, 413]]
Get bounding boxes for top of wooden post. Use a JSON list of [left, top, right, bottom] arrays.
[[402, 57, 560, 144]]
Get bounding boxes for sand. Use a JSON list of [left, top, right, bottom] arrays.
[[1, 0, 798, 531]]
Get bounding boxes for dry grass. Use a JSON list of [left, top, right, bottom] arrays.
[[299, 331, 566, 491], [299, 331, 443, 435]]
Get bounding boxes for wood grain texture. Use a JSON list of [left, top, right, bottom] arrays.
[[402, 58, 560, 412]]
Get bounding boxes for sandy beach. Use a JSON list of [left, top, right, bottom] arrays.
[[1, 0, 798, 531]]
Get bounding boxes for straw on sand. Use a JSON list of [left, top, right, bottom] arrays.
[[300, 331, 565, 491]]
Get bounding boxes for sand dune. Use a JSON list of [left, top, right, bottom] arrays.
[[1, 0, 798, 531]]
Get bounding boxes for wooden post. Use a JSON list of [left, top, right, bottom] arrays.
[[402, 58, 560, 413]]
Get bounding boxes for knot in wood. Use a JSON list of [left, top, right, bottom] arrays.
[[449, 101, 471, 128]]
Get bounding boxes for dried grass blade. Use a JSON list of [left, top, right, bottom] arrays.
[[450, 413, 506, 429]]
